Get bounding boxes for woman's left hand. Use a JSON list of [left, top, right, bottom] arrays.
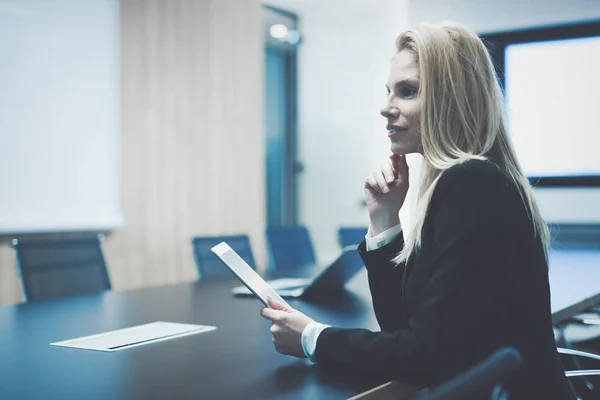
[[260, 297, 315, 358]]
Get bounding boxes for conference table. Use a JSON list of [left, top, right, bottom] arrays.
[[0, 267, 393, 400], [1, 249, 599, 399]]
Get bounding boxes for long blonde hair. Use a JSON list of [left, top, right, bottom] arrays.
[[395, 22, 549, 263]]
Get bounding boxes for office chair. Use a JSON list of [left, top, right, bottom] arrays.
[[350, 347, 523, 400], [425, 345, 600, 399], [13, 235, 111, 302], [265, 225, 316, 270], [555, 315, 600, 399], [338, 226, 368, 249], [412, 347, 523, 400], [350, 347, 600, 400], [557, 346, 600, 399], [192, 235, 257, 280]]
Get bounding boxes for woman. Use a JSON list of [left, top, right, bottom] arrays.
[[260, 22, 574, 399]]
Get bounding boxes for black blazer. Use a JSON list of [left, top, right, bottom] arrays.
[[315, 160, 575, 400]]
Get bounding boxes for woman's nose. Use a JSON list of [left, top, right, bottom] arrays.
[[380, 104, 399, 119]]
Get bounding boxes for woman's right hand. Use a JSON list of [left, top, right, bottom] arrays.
[[364, 154, 409, 236]]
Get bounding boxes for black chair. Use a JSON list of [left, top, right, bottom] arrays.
[[352, 346, 600, 399], [13, 236, 111, 303], [412, 347, 523, 400], [350, 347, 523, 400], [557, 347, 600, 399], [191, 235, 257, 280], [555, 316, 600, 399], [338, 226, 368, 249], [414, 346, 600, 400], [265, 225, 316, 270]]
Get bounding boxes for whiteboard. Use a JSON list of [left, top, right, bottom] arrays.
[[0, 0, 122, 233]]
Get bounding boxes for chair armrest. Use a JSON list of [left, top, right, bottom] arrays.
[[566, 369, 600, 378], [558, 347, 600, 362]]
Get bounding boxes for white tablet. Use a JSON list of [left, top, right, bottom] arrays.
[[210, 242, 290, 308]]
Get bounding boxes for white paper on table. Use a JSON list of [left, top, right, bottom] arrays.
[[50, 321, 216, 352]]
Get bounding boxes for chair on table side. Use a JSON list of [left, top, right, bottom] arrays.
[[192, 234, 257, 280], [349, 347, 523, 400], [265, 225, 316, 270], [350, 346, 600, 400], [556, 347, 600, 400], [338, 226, 369, 249], [13, 235, 111, 303], [555, 309, 600, 399]]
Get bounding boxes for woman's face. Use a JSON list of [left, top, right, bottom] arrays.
[[381, 50, 422, 155]]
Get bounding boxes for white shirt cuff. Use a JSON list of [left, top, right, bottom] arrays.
[[301, 322, 330, 363], [365, 224, 402, 251]]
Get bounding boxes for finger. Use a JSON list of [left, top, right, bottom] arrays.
[[373, 171, 389, 194], [275, 344, 285, 355], [267, 296, 291, 312], [260, 307, 285, 322], [394, 154, 409, 178], [389, 154, 400, 172], [270, 324, 279, 334], [260, 307, 272, 319], [277, 346, 290, 356], [383, 161, 396, 183], [364, 175, 381, 193]]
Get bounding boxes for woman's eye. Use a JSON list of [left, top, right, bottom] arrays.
[[403, 87, 417, 97]]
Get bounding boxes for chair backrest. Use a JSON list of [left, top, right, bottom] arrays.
[[13, 235, 111, 303], [338, 226, 368, 249], [191, 235, 257, 280], [265, 225, 316, 270], [413, 347, 523, 400]]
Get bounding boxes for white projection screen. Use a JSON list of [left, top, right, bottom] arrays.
[[0, 0, 122, 233], [505, 36, 600, 178]]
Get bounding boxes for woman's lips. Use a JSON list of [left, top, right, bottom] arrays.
[[388, 127, 407, 137]]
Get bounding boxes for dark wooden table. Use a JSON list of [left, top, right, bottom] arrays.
[[2, 249, 598, 399], [0, 271, 389, 400]]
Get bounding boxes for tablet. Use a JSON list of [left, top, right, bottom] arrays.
[[210, 242, 290, 308]]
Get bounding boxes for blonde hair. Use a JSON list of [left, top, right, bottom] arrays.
[[395, 22, 549, 263]]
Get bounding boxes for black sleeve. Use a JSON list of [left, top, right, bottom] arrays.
[[358, 232, 410, 332], [315, 164, 529, 385]]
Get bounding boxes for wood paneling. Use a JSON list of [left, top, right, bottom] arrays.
[[0, 0, 265, 305]]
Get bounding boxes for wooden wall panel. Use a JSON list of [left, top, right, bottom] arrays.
[[0, 0, 265, 305]]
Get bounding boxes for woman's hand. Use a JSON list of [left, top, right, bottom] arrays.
[[260, 297, 315, 358], [364, 154, 409, 235]]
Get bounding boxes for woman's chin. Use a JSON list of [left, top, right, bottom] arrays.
[[390, 143, 410, 155], [390, 141, 421, 155]]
